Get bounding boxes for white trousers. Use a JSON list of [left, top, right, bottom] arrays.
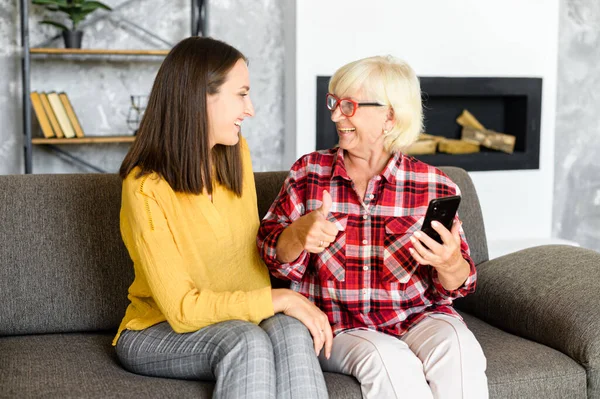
[[319, 314, 488, 399]]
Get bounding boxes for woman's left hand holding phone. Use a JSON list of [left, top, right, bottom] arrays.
[[409, 220, 470, 290]]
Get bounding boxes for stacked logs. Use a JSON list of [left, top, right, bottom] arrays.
[[406, 110, 516, 155]]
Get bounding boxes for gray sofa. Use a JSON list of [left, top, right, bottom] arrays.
[[1, 167, 599, 398]]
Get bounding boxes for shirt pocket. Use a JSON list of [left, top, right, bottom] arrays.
[[382, 215, 424, 284], [314, 213, 348, 282]]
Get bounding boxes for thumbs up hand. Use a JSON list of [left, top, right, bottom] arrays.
[[291, 190, 340, 253], [318, 190, 333, 218]]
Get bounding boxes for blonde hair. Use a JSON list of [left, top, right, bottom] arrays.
[[328, 55, 423, 153]]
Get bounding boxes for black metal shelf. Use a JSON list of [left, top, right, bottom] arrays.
[[19, 0, 207, 173]]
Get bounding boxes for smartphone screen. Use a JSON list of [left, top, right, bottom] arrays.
[[421, 195, 461, 244]]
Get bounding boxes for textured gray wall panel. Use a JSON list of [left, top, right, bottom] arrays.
[[0, 0, 283, 174], [554, 0, 600, 252], [209, 0, 284, 171], [0, 0, 22, 175]]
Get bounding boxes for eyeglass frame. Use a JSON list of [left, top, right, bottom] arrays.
[[326, 93, 385, 117]]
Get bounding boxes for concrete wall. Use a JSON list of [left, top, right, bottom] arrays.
[[554, 0, 600, 252], [0, 0, 284, 174]]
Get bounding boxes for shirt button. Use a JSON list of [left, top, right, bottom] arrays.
[[362, 240, 368, 245], [363, 214, 368, 220], [376, 176, 382, 181], [363, 266, 369, 271], [368, 194, 375, 200]]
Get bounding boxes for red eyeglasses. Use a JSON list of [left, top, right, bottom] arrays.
[[326, 93, 385, 117]]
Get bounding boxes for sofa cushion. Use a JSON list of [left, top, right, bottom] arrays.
[[0, 315, 587, 399], [461, 312, 587, 399], [0, 333, 361, 399]]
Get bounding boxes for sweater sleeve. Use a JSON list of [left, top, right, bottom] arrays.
[[121, 176, 274, 333]]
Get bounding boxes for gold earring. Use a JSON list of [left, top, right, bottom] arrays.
[[383, 129, 389, 134]]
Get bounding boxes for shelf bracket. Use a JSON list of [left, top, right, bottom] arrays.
[[22, 0, 207, 173], [44, 145, 108, 173], [192, 0, 208, 36]]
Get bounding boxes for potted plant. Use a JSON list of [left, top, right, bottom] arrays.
[[32, 0, 113, 49]]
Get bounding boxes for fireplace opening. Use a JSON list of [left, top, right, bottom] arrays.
[[316, 76, 542, 172]]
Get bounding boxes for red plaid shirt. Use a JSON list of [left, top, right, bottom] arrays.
[[257, 148, 477, 337]]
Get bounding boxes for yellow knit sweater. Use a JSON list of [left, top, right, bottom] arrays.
[[113, 138, 273, 345]]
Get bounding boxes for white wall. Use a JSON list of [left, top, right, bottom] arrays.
[[285, 0, 559, 241]]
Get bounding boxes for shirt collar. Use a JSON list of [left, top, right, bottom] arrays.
[[381, 151, 404, 183], [332, 148, 350, 180], [331, 147, 404, 183]]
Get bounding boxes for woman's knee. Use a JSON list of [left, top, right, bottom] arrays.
[[261, 313, 313, 345], [228, 320, 273, 347], [214, 320, 274, 362], [339, 332, 430, 398], [458, 328, 487, 371], [421, 316, 486, 371]]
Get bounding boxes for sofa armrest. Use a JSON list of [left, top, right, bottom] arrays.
[[455, 245, 600, 370]]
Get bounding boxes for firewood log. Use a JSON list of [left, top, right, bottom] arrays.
[[405, 139, 437, 155], [461, 126, 515, 154], [456, 110, 485, 130], [438, 138, 480, 154]]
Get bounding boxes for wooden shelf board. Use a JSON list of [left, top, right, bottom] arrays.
[[32, 136, 136, 144], [30, 48, 169, 56]]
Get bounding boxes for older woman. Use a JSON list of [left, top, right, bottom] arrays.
[[258, 56, 488, 398]]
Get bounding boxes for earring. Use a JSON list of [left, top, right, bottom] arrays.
[[383, 129, 389, 134]]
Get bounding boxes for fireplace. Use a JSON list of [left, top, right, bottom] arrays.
[[316, 77, 542, 172]]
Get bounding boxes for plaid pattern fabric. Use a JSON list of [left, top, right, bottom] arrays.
[[257, 148, 477, 337], [116, 314, 328, 399]]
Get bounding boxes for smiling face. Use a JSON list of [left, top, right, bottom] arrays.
[[331, 89, 393, 156], [207, 58, 255, 148], [328, 56, 424, 155]]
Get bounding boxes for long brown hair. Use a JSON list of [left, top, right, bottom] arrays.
[[119, 36, 247, 196]]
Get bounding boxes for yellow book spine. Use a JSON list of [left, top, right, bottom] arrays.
[[40, 92, 64, 138], [30, 91, 55, 138], [58, 92, 85, 138], [47, 91, 76, 139]]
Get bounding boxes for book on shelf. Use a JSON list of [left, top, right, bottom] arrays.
[[58, 92, 85, 138], [47, 92, 76, 138], [39, 92, 64, 138], [30, 91, 55, 138]]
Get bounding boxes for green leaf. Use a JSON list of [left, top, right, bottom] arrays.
[[57, 6, 76, 13], [70, 9, 96, 28], [81, 1, 112, 11], [32, 0, 68, 6], [32, 0, 67, 6], [40, 20, 69, 31], [34, 0, 111, 29], [70, 14, 85, 28]]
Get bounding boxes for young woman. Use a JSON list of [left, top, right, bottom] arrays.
[[113, 36, 329, 399]]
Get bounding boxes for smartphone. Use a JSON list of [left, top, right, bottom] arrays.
[[421, 195, 461, 244]]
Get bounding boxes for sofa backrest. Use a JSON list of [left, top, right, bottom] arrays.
[[446, 167, 489, 265], [0, 167, 487, 336], [0, 174, 131, 337]]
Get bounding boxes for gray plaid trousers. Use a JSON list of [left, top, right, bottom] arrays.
[[116, 313, 328, 399]]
